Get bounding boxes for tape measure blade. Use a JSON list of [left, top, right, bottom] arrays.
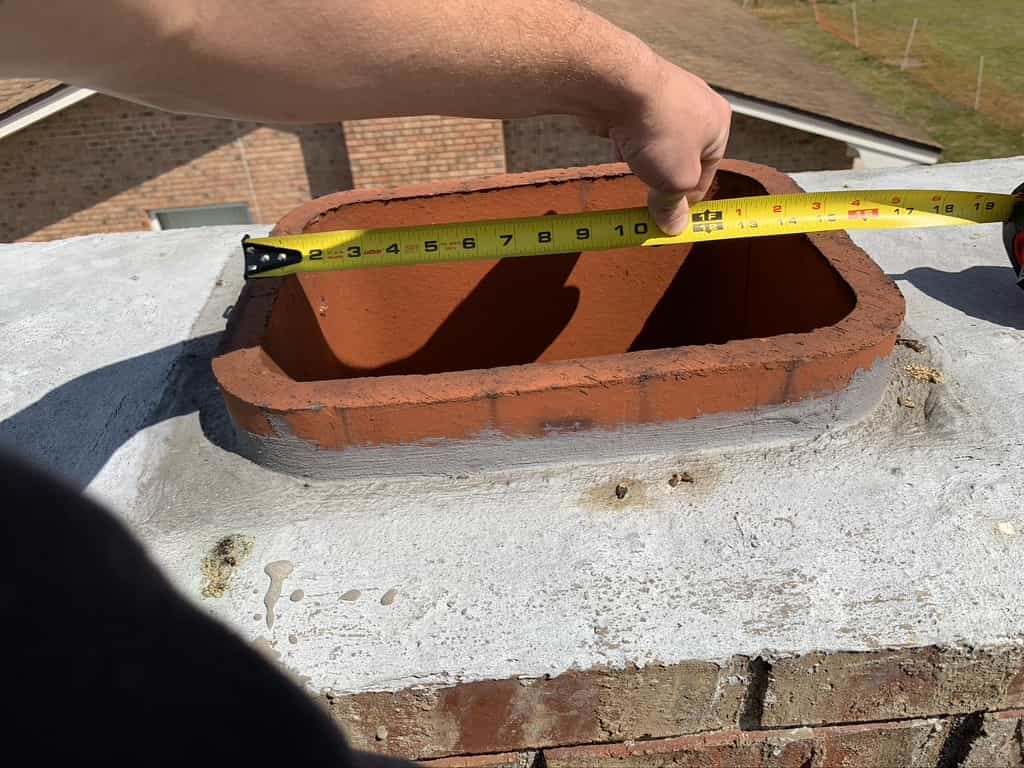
[[242, 189, 1020, 279]]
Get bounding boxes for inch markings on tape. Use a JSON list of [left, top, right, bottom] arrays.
[[242, 189, 1021, 279]]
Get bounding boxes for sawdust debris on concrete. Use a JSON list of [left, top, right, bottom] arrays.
[[904, 364, 944, 384], [200, 534, 254, 598], [996, 521, 1017, 536]]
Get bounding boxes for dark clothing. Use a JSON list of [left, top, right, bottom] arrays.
[[1, 449, 408, 767]]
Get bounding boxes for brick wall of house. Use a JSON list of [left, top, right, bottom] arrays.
[[0, 94, 352, 242], [501, 112, 853, 174], [1, 99, 854, 243], [342, 116, 506, 189], [503, 115, 617, 173]]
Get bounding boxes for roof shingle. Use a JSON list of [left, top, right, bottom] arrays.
[[0, 78, 63, 118], [581, 0, 937, 148]]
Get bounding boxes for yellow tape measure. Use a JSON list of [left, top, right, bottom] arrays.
[[242, 189, 1021, 279]]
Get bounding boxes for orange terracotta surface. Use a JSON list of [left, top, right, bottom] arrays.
[[213, 161, 905, 452]]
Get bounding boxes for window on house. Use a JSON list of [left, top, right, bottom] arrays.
[[151, 203, 252, 230]]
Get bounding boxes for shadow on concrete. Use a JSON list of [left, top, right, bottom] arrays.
[[888, 266, 1024, 330], [0, 332, 235, 490]]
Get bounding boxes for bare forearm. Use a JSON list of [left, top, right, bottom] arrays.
[[0, 0, 731, 234], [0, 0, 654, 126]]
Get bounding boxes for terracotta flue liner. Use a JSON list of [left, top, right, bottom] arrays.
[[213, 160, 904, 454]]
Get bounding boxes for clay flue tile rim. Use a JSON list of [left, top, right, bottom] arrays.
[[213, 160, 904, 450]]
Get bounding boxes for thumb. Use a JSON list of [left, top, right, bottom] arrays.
[[648, 189, 691, 236]]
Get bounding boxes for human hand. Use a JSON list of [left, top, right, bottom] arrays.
[[590, 55, 732, 236]]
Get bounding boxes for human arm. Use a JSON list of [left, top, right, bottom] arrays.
[[0, 0, 730, 233]]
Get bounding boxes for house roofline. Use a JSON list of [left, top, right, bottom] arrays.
[[0, 86, 95, 141], [719, 88, 941, 165], [0, 83, 941, 166]]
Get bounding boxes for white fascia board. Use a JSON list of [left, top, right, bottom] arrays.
[[723, 90, 941, 166], [0, 86, 95, 140]]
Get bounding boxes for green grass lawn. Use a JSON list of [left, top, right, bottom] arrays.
[[739, 0, 1023, 162]]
